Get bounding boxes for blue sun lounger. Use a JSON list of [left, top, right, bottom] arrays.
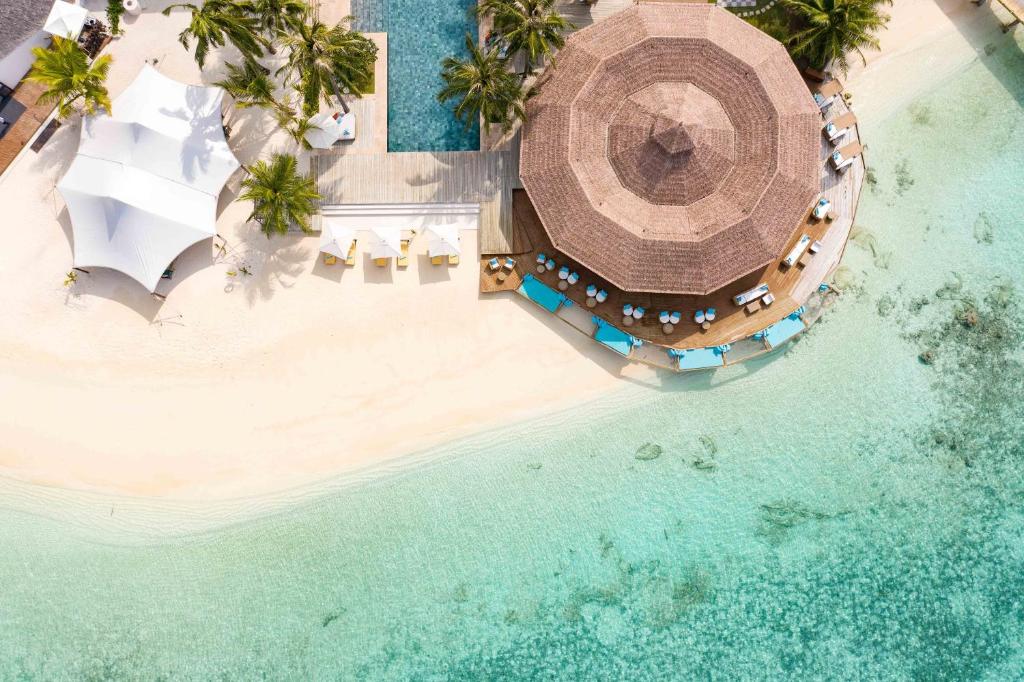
[[517, 273, 571, 313], [668, 346, 725, 370], [591, 317, 639, 357], [759, 309, 807, 349]]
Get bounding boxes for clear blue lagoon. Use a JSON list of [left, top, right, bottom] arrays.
[[4, 18, 1024, 682], [351, 0, 480, 152]]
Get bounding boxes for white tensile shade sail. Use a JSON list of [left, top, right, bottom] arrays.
[[57, 65, 240, 292], [319, 219, 355, 259], [369, 227, 402, 259], [43, 1, 89, 39], [424, 225, 460, 257], [304, 112, 341, 149]]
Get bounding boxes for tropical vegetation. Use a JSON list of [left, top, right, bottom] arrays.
[[26, 37, 113, 119], [274, 101, 318, 150], [239, 153, 321, 236], [106, 0, 126, 36], [438, 34, 527, 135], [475, 0, 573, 76], [214, 59, 278, 124], [779, 0, 892, 72], [163, 0, 267, 68], [278, 18, 378, 115], [245, 0, 310, 46]]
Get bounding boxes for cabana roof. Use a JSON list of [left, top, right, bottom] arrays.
[[57, 65, 239, 292], [519, 3, 821, 295]]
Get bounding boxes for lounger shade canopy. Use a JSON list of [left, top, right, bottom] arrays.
[[369, 226, 402, 259], [319, 219, 355, 259], [57, 65, 239, 292], [424, 225, 460, 257], [305, 112, 342, 149], [43, 0, 88, 39], [519, 3, 820, 295]]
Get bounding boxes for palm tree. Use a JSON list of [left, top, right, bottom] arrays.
[[438, 34, 526, 135], [246, 0, 309, 46], [273, 103, 317, 150], [163, 0, 266, 69], [278, 18, 377, 116], [476, 0, 573, 76], [214, 60, 278, 124], [239, 153, 320, 236], [26, 37, 113, 119], [783, 0, 891, 73]]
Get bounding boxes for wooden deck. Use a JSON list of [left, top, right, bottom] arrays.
[[556, 0, 636, 30], [0, 80, 54, 177], [312, 148, 522, 252], [986, 0, 1024, 30], [489, 95, 865, 353]]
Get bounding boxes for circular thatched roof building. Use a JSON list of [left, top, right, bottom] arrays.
[[519, 3, 822, 295]]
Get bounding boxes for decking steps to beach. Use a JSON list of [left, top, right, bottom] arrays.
[[312, 148, 522, 253]]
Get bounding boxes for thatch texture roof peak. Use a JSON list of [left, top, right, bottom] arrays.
[[519, 3, 821, 295]]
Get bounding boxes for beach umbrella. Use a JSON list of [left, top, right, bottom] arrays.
[[44, 1, 89, 39], [369, 227, 402, 259], [424, 225, 460, 257], [304, 112, 341, 149], [319, 220, 355, 259]]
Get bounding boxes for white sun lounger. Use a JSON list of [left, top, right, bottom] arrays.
[[830, 141, 863, 172], [824, 112, 857, 143], [733, 283, 769, 306]]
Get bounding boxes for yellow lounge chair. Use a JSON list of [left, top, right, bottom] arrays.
[[322, 253, 337, 266], [374, 257, 388, 267], [448, 254, 460, 266], [345, 240, 357, 266], [398, 239, 410, 268], [431, 255, 444, 265]]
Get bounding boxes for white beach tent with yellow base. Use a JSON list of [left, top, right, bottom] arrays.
[[319, 218, 356, 264], [57, 65, 240, 292]]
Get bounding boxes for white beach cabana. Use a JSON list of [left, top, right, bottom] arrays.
[[319, 219, 355, 259], [424, 224, 460, 257], [369, 227, 402, 259], [57, 65, 240, 292], [43, 1, 89, 40]]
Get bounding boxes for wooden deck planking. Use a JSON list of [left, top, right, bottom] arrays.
[[313, 148, 521, 252], [990, 0, 1024, 28], [556, 0, 637, 30], [0, 80, 54, 177]]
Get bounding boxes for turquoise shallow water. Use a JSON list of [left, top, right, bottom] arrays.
[[4, 28, 1024, 681]]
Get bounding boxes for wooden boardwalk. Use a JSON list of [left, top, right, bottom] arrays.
[[491, 95, 866, 353], [556, 0, 636, 30], [988, 0, 1024, 30], [0, 80, 54, 177], [312, 149, 522, 252]]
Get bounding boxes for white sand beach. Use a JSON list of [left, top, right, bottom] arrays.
[[0, 0, 1008, 500]]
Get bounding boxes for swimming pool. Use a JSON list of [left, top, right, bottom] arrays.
[[351, 0, 481, 152]]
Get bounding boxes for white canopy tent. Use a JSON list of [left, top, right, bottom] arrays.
[[424, 225, 460, 257], [43, 1, 89, 40], [368, 227, 402, 259], [319, 219, 356, 259], [57, 65, 240, 292]]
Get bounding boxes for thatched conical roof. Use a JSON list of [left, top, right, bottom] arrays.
[[519, 3, 821, 295]]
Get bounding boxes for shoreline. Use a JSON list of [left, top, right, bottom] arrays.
[[0, 0, 1010, 507], [0, 379, 657, 541]]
